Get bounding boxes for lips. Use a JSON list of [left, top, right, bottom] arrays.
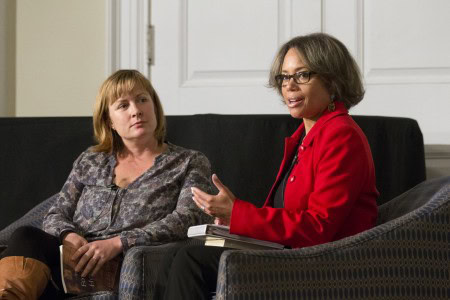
[[286, 97, 304, 108], [131, 121, 146, 127]]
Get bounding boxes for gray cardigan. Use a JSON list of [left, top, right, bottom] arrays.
[[43, 143, 213, 252]]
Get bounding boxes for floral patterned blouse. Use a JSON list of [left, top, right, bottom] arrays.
[[43, 143, 213, 252]]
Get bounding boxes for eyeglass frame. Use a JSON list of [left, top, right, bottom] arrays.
[[275, 71, 317, 87]]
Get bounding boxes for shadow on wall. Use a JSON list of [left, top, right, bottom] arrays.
[[0, 0, 16, 116]]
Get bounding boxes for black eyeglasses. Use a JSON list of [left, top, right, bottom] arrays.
[[275, 71, 316, 86]]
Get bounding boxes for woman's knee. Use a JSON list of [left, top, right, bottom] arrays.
[[2, 226, 59, 266], [171, 246, 196, 271], [171, 245, 224, 274], [170, 245, 204, 272], [5, 226, 54, 258], [9, 226, 42, 242]]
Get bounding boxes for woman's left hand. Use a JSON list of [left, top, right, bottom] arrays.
[[72, 236, 123, 277], [192, 174, 235, 223]]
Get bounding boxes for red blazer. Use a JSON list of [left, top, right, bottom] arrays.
[[230, 101, 379, 248]]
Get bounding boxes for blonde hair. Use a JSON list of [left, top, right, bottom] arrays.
[[91, 70, 166, 153], [268, 33, 365, 109]]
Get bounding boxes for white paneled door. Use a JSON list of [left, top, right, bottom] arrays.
[[148, 0, 450, 144], [150, 0, 321, 115]]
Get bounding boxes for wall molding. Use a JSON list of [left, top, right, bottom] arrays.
[[425, 144, 450, 179], [425, 144, 450, 160], [364, 67, 450, 85], [106, 0, 148, 77], [355, 0, 364, 73], [105, 0, 117, 76], [278, 0, 293, 46]]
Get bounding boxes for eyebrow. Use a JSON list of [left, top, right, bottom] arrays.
[[114, 98, 128, 104], [281, 67, 308, 74], [136, 93, 150, 98], [115, 92, 149, 102]]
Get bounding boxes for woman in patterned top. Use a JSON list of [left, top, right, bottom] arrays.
[[0, 70, 213, 299]]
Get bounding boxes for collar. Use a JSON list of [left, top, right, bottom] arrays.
[[288, 101, 349, 147]]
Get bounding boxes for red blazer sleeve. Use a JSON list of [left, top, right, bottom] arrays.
[[229, 118, 378, 248]]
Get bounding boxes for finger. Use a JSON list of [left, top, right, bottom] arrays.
[[75, 253, 90, 273], [211, 174, 227, 192], [191, 187, 213, 201], [192, 196, 203, 208], [74, 247, 94, 273], [215, 218, 227, 225], [212, 174, 236, 199], [81, 256, 99, 278], [91, 259, 105, 277], [71, 245, 88, 261], [192, 193, 209, 209], [192, 196, 210, 214]]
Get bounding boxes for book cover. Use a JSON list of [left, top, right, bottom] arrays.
[[59, 244, 121, 294], [187, 224, 285, 250]]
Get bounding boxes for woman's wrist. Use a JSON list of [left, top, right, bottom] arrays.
[[60, 230, 75, 243], [112, 236, 123, 253]]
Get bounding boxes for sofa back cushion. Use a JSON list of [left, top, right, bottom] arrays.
[[0, 114, 425, 230], [165, 114, 426, 208]]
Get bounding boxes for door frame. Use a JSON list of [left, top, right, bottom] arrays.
[[106, 0, 148, 76]]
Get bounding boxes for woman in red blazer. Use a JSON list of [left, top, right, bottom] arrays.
[[157, 33, 379, 300]]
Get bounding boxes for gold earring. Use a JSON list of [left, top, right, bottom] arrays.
[[328, 95, 336, 112]]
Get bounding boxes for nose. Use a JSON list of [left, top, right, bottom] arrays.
[[286, 77, 299, 91], [130, 102, 142, 117]]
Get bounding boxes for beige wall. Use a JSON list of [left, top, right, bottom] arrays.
[[0, 0, 16, 116], [15, 0, 107, 116]]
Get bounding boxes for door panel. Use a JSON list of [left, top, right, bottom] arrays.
[[151, 0, 318, 115], [150, 0, 450, 144]]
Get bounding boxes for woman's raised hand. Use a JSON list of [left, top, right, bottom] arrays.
[[191, 174, 235, 224]]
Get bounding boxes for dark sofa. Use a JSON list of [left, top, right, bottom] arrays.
[[0, 114, 426, 230], [3, 114, 447, 300]]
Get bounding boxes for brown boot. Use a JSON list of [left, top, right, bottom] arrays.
[[0, 256, 50, 300]]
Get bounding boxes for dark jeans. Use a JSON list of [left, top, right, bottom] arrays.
[[0, 225, 71, 299], [154, 245, 231, 300]]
